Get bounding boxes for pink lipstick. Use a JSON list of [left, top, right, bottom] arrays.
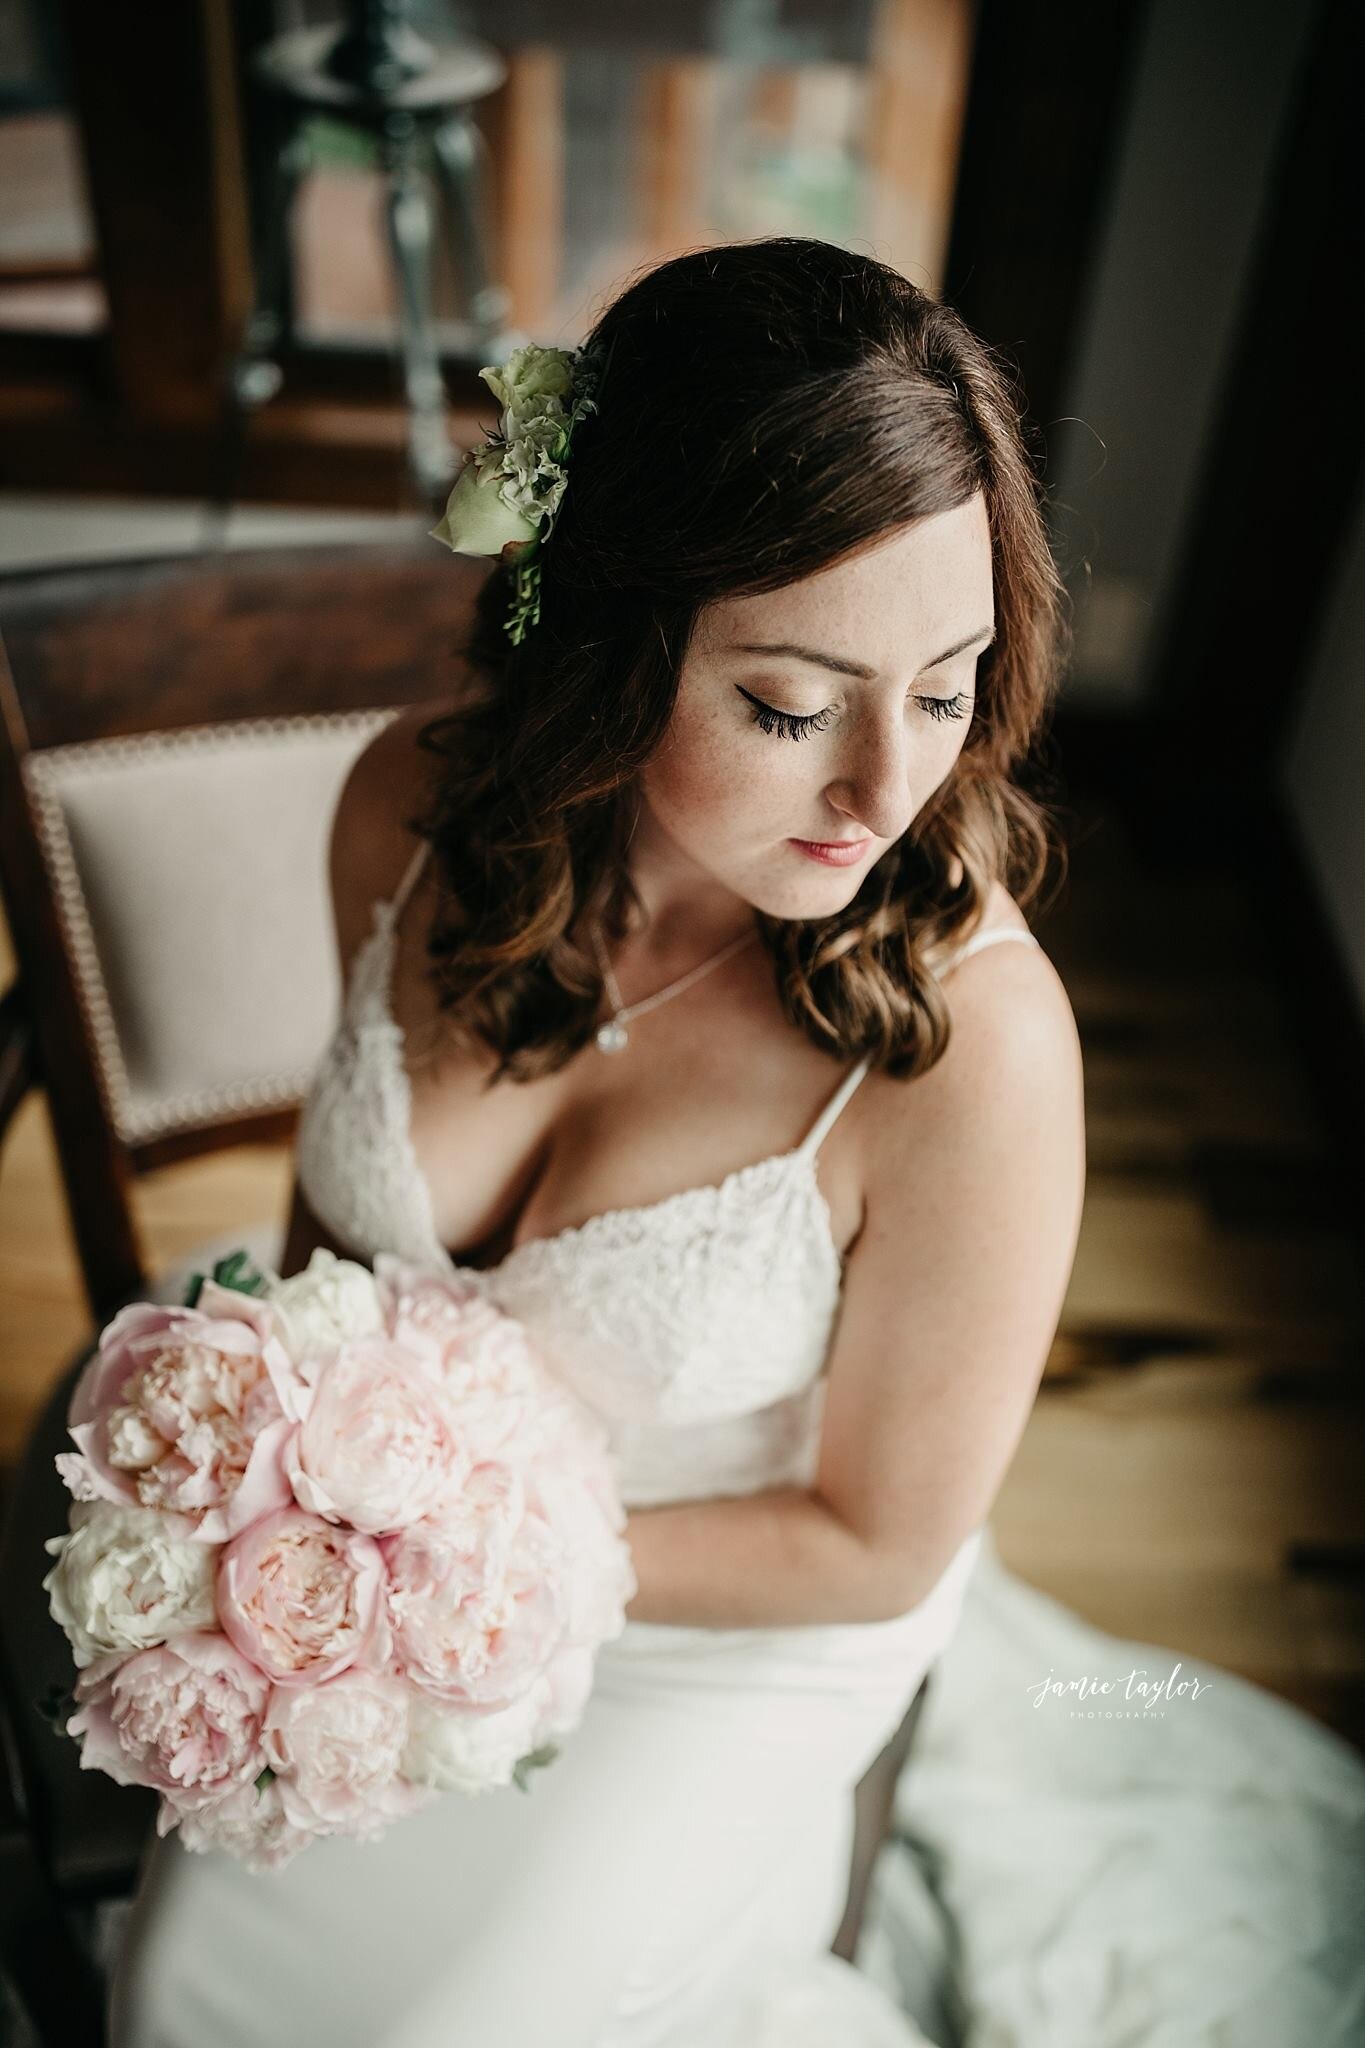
[[788, 836, 872, 868]]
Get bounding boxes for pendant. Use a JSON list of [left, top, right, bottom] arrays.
[[595, 1018, 629, 1054]]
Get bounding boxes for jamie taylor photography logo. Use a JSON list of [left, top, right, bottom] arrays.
[[1026, 1662, 1214, 1720]]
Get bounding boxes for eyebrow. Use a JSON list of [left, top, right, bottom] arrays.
[[727, 626, 996, 679]]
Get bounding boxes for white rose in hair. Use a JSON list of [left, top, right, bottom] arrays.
[[266, 1248, 384, 1364], [43, 1499, 218, 1668], [429, 454, 541, 558], [480, 341, 575, 417]]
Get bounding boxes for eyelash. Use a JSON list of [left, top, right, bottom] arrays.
[[742, 690, 973, 741]]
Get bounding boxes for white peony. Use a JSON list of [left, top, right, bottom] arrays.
[[265, 1248, 384, 1364], [43, 1499, 218, 1667], [401, 1680, 552, 1795]]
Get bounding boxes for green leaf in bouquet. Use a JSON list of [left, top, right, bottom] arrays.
[[511, 1742, 560, 1793], [211, 1250, 270, 1298], [255, 1765, 276, 1794], [183, 1248, 271, 1308]]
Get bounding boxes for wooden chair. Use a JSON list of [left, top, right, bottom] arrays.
[[0, 537, 931, 2043]]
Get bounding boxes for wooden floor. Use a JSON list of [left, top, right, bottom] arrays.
[[2, 788, 1362, 1755]]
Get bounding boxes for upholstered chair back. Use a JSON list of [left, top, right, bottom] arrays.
[[0, 536, 485, 1318]]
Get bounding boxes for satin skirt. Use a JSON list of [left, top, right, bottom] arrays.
[[106, 1532, 983, 2048]]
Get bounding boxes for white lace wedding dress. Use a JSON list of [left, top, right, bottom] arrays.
[[106, 842, 1033, 2048], [105, 844, 1365, 2045]]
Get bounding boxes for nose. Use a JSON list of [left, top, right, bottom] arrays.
[[823, 712, 915, 843]]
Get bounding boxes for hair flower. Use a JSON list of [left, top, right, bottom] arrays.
[[429, 339, 606, 645]]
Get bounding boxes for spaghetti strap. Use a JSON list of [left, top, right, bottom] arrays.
[[386, 838, 431, 925], [943, 926, 1040, 973], [793, 930, 1038, 1158], [795, 1052, 874, 1162]]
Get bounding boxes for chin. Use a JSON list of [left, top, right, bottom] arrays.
[[745, 872, 867, 923]]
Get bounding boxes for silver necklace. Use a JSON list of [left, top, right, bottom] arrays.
[[588, 917, 759, 1053]]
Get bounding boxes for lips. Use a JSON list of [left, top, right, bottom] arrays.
[[788, 835, 872, 868]]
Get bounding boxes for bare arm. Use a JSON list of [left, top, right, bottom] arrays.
[[623, 1485, 889, 1626], [621, 941, 1086, 1627]]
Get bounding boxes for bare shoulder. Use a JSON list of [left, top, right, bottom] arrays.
[[327, 696, 454, 979], [861, 880, 1084, 1206], [962, 875, 1034, 941], [814, 883, 1086, 1609]]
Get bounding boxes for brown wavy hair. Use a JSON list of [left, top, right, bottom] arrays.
[[411, 235, 1071, 1085]]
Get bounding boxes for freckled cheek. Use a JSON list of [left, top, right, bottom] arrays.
[[642, 706, 805, 836], [641, 735, 743, 834]]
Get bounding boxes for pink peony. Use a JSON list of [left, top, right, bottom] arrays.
[[381, 1460, 568, 1710], [46, 1255, 641, 1863], [59, 1282, 298, 1544], [161, 1774, 316, 1871], [66, 1631, 269, 1810], [217, 1504, 390, 1686], [261, 1668, 437, 1837], [283, 1334, 473, 1534], [372, 1256, 486, 1350], [525, 1461, 637, 1647], [374, 1258, 573, 1464]]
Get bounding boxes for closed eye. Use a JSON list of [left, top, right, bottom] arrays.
[[738, 687, 838, 741], [736, 684, 974, 739], [915, 692, 974, 724]]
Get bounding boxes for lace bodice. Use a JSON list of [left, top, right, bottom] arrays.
[[295, 844, 1041, 1508]]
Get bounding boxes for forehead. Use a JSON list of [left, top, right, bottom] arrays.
[[694, 492, 994, 667]]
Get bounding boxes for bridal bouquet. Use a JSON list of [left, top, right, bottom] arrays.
[[41, 1248, 636, 1871]]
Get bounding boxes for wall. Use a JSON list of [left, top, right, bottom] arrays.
[[1046, 0, 1317, 710], [1280, 476, 1365, 1028]]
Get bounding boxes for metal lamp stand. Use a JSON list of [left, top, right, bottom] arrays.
[[233, 0, 513, 501]]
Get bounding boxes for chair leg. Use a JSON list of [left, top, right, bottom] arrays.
[[0, 1338, 147, 2046], [0, 1816, 106, 2046], [830, 1667, 933, 1964]]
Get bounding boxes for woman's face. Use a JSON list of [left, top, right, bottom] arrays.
[[635, 491, 995, 923]]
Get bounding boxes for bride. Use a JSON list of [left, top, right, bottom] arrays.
[[108, 236, 1086, 2045]]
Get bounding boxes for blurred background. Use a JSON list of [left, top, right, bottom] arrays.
[[0, 0, 1363, 2039]]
